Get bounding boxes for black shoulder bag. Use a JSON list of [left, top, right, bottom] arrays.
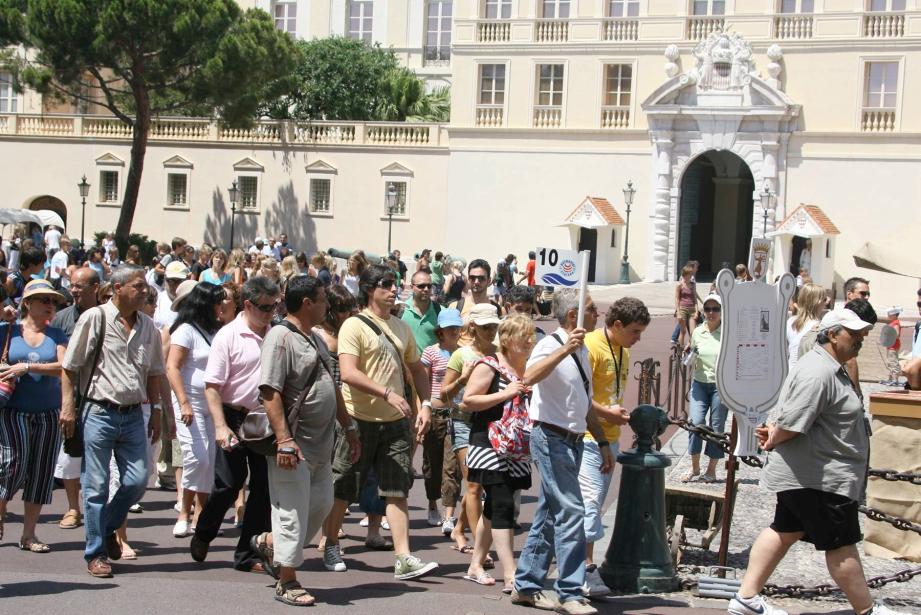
[[355, 314, 414, 402], [64, 307, 107, 457], [551, 333, 590, 396]]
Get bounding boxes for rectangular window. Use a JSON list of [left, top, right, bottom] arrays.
[[780, 0, 813, 12], [541, 0, 570, 18], [864, 61, 898, 108], [425, 1, 452, 63], [384, 181, 407, 217], [310, 178, 331, 213], [273, 1, 297, 34], [608, 0, 639, 16], [478, 64, 506, 105], [536, 64, 565, 106], [349, 0, 373, 41], [604, 64, 632, 106], [239, 176, 259, 209], [693, 0, 725, 15], [167, 174, 188, 207], [485, 0, 512, 19], [870, 0, 905, 10], [610, 229, 617, 248], [99, 171, 119, 203], [0, 72, 16, 113]]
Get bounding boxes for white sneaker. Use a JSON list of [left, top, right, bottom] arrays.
[[581, 565, 609, 598], [172, 519, 190, 538], [441, 516, 456, 536], [323, 544, 347, 572], [426, 509, 441, 527], [727, 594, 788, 615], [869, 602, 910, 615], [381, 518, 390, 531], [359, 516, 369, 527], [558, 599, 598, 615]]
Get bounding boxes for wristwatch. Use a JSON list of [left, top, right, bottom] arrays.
[[421, 400, 433, 409], [278, 447, 298, 456]]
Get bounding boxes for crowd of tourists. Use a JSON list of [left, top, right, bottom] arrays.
[[0, 226, 910, 615]]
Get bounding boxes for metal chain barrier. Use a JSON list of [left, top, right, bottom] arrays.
[[868, 469, 921, 486], [664, 418, 921, 595]]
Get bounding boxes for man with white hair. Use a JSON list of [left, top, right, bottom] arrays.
[[730, 309, 906, 615]]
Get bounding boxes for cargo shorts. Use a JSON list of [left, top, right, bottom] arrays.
[[332, 417, 413, 503]]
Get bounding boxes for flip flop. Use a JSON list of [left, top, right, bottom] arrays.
[[699, 474, 718, 483], [121, 546, 138, 560], [451, 544, 474, 554], [19, 538, 50, 553], [463, 572, 496, 586], [681, 471, 700, 483]]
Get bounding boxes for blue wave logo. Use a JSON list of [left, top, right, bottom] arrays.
[[541, 273, 578, 287]]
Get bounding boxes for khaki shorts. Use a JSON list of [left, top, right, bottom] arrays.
[[333, 417, 413, 503]]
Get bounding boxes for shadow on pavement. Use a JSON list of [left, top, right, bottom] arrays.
[[0, 580, 118, 596], [308, 582, 428, 606]]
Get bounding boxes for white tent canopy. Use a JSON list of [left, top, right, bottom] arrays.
[[853, 241, 921, 279], [0, 208, 65, 229]]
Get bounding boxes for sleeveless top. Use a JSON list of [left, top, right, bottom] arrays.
[[678, 280, 696, 309], [444, 274, 465, 303]]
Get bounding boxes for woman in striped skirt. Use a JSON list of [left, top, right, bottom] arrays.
[[0, 280, 68, 552], [462, 314, 536, 594]]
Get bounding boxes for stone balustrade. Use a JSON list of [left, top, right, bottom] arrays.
[[861, 108, 896, 132], [475, 105, 505, 127], [0, 114, 445, 148], [533, 106, 562, 128], [863, 12, 905, 38], [601, 106, 630, 129], [774, 14, 813, 39]]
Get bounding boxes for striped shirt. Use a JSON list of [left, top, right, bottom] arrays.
[[420, 344, 451, 401]]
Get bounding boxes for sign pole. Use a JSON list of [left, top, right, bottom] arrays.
[[576, 250, 591, 329]]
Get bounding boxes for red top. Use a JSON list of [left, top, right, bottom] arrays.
[[888, 318, 901, 351], [526, 259, 536, 286]]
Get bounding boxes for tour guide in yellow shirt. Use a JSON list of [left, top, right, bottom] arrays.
[[578, 297, 650, 597]]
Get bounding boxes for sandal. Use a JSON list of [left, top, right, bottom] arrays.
[[250, 532, 280, 580], [483, 555, 495, 570], [463, 571, 496, 586], [451, 544, 474, 554], [274, 580, 316, 607], [59, 509, 82, 529], [19, 537, 51, 553], [681, 471, 700, 483], [502, 583, 514, 595], [699, 474, 718, 483]]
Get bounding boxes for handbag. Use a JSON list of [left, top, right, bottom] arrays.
[[64, 307, 107, 457], [0, 324, 17, 408], [237, 320, 326, 456], [480, 356, 531, 463]]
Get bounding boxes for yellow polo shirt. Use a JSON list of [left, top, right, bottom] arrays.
[[584, 328, 630, 443]]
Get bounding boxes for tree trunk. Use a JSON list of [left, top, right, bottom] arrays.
[[115, 85, 151, 242]]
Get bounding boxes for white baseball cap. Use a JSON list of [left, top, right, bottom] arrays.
[[819, 308, 873, 332]]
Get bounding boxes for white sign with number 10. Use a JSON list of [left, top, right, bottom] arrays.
[[535, 247, 583, 288]]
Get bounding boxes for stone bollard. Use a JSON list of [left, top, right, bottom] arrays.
[[599, 404, 679, 593]]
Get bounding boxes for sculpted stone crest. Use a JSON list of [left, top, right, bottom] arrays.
[[689, 30, 756, 92]]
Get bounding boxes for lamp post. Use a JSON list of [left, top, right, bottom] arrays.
[[385, 183, 397, 255], [618, 179, 636, 284], [227, 180, 239, 249], [759, 180, 774, 237], [77, 175, 90, 245]]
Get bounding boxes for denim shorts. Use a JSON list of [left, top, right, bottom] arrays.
[[450, 419, 470, 452]]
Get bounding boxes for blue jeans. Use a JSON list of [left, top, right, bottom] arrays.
[[81, 402, 149, 560], [687, 380, 728, 459], [578, 439, 619, 543], [515, 424, 586, 603]]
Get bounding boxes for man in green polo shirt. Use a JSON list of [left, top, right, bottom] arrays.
[[401, 270, 440, 352]]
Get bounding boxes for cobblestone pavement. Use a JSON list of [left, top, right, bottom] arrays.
[[655, 383, 921, 613]]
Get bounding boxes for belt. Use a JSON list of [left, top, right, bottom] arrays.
[[450, 408, 472, 423], [222, 403, 250, 415], [87, 398, 141, 414], [432, 407, 452, 417], [534, 421, 584, 445]]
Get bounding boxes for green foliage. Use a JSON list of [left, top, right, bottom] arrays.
[[407, 85, 450, 123], [93, 231, 158, 265], [262, 37, 398, 121], [0, 0, 298, 239]]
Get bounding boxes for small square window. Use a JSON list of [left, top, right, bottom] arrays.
[[384, 181, 407, 217], [310, 178, 331, 213], [99, 170, 119, 203], [239, 176, 258, 209], [167, 173, 188, 208]]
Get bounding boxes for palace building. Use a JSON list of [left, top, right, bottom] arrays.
[[1, 0, 919, 306]]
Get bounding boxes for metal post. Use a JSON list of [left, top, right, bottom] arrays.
[[618, 180, 636, 284], [80, 196, 86, 246], [717, 420, 740, 575], [387, 209, 393, 256], [227, 180, 239, 250]]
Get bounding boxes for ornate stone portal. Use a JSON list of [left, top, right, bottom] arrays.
[[641, 31, 801, 282]]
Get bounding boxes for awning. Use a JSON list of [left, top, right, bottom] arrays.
[[0, 209, 65, 229], [853, 242, 921, 278]]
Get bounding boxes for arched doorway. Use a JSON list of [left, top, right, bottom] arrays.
[[27, 195, 68, 227], [676, 151, 754, 281]]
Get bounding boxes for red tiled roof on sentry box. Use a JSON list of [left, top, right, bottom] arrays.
[[565, 196, 625, 226]]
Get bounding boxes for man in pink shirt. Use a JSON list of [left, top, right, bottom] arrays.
[[190, 276, 280, 574]]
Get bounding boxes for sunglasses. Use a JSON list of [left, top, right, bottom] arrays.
[[414, 283, 432, 290], [858, 291, 870, 298], [31, 296, 57, 306], [252, 300, 279, 313], [376, 279, 396, 290], [468, 275, 488, 282], [703, 306, 721, 313]]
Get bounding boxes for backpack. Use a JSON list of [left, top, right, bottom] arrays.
[[479, 356, 531, 462]]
